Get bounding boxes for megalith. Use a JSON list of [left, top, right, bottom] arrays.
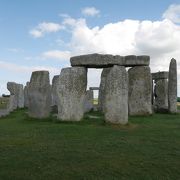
[[168, 58, 177, 113], [128, 66, 152, 116], [84, 90, 93, 113], [154, 79, 168, 112], [24, 82, 30, 108], [98, 68, 111, 112], [104, 65, 128, 125], [57, 67, 87, 121], [18, 84, 24, 108], [28, 71, 51, 118], [7, 82, 24, 109], [8, 95, 16, 112], [51, 75, 60, 106]]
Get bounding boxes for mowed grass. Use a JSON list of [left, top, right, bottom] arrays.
[[0, 109, 180, 180]]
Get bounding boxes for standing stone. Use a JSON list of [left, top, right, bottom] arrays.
[[51, 75, 60, 113], [98, 68, 111, 112], [18, 84, 24, 108], [8, 95, 16, 112], [24, 82, 30, 108], [7, 82, 24, 109], [28, 71, 51, 118], [104, 65, 128, 124], [154, 79, 168, 112], [51, 75, 60, 106], [57, 67, 87, 121], [128, 66, 152, 116], [168, 58, 177, 113], [84, 90, 94, 113]]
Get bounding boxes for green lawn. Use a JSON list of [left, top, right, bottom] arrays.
[[0, 109, 180, 180]]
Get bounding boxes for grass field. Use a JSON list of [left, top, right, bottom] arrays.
[[0, 109, 180, 180]]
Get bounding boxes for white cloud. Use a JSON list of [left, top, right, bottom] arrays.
[[60, 14, 180, 95], [82, 7, 100, 17], [0, 60, 60, 75], [42, 50, 71, 61], [163, 4, 180, 23], [27, 5, 180, 96], [30, 22, 64, 38]]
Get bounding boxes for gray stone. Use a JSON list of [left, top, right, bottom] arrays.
[[128, 66, 152, 116], [70, 53, 150, 68], [8, 95, 16, 112], [18, 84, 24, 108], [24, 82, 30, 108], [0, 97, 10, 117], [0, 96, 14, 117], [154, 79, 168, 112], [98, 68, 111, 112], [168, 58, 177, 113], [84, 90, 94, 113], [51, 75, 60, 107], [89, 87, 99, 90], [152, 71, 169, 80], [28, 71, 51, 118], [104, 65, 128, 124], [57, 67, 87, 121], [7, 82, 24, 109]]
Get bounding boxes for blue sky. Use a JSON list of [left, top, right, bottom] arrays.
[[0, 0, 180, 95]]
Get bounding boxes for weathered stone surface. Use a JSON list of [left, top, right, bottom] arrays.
[[7, 82, 24, 109], [8, 95, 16, 112], [0, 96, 16, 117], [0, 97, 10, 117], [168, 58, 177, 113], [154, 79, 168, 112], [70, 53, 150, 68], [128, 66, 152, 116], [24, 82, 30, 108], [98, 68, 111, 112], [18, 84, 24, 108], [84, 90, 94, 113], [152, 71, 169, 80], [57, 67, 87, 121], [89, 87, 99, 90], [51, 75, 60, 107], [104, 65, 128, 124], [28, 71, 51, 118]]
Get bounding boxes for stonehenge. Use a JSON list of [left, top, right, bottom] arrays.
[[51, 75, 60, 113], [84, 90, 94, 113], [152, 72, 168, 112], [24, 82, 30, 108], [7, 82, 24, 109], [151, 59, 177, 113], [71, 54, 150, 68], [128, 66, 152, 116], [28, 71, 51, 118], [168, 59, 177, 113], [104, 66, 128, 124], [98, 68, 111, 112], [0, 53, 177, 125], [57, 67, 87, 121]]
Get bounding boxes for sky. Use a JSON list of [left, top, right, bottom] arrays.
[[0, 0, 180, 96]]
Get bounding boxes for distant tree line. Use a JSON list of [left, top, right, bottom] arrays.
[[177, 97, 180, 102]]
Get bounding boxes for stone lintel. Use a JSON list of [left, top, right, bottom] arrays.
[[152, 71, 169, 80], [70, 53, 150, 68]]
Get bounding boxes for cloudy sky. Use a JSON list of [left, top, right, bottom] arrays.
[[0, 0, 180, 96]]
